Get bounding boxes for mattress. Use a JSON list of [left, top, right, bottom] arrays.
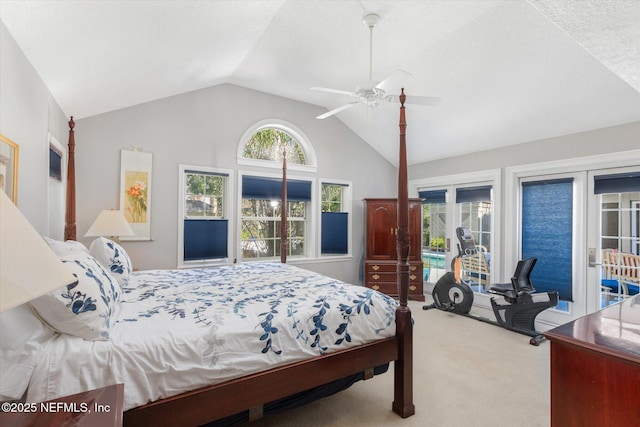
[[27, 262, 397, 410]]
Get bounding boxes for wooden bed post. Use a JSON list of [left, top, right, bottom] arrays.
[[280, 149, 287, 263], [393, 89, 415, 417], [64, 116, 77, 241]]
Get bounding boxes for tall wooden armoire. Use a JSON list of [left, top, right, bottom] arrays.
[[363, 198, 425, 301]]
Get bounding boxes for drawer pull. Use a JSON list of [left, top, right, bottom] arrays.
[[372, 285, 380, 291], [409, 285, 416, 291], [372, 274, 380, 280], [410, 265, 416, 271], [372, 265, 380, 271], [410, 274, 417, 281]]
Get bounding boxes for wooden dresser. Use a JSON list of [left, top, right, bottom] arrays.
[[544, 295, 640, 427], [363, 198, 424, 301]]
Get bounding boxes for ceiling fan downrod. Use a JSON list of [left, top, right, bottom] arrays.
[[362, 13, 380, 82]]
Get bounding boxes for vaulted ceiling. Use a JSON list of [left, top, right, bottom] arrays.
[[2, 0, 639, 166]]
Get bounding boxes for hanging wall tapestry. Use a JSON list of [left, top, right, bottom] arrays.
[[120, 149, 152, 240]]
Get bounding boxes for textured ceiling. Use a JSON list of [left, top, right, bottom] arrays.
[[1, 0, 639, 166]]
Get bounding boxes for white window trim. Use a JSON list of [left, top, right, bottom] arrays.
[[237, 170, 317, 262], [319, 178, 353, 259], [178, 164, 235, 268], [237, 119, 318, 173]]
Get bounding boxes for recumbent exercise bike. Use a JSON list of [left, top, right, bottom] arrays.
[[423, 227, 558, 346]]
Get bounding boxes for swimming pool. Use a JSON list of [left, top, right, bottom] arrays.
[[422, 250, 446, 269]]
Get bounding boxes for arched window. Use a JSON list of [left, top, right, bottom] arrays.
[[243, 129, 305, 164], [237, 119, 317, 172]]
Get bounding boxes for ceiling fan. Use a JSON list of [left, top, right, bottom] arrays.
[[312, 12, 441, 120]]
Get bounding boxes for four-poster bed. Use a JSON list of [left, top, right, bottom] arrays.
[[54, 92, 415, 425]]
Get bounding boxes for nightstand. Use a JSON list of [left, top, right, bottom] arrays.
[[0, 383, 124, 427]]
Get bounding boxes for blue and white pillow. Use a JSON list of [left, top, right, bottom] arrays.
[[90, 237, 133, 289], [29, 251, 120, 340]]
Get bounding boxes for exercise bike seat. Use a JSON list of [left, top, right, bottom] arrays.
[[489, 258, 537, 304]]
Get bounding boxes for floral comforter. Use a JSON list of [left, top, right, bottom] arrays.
[[28, 262, 397, 410]]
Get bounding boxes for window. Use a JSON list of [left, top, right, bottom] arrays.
[[594, 172, 640, 307], [185, 172, 224, 217], [179, 166, 231, 266], [48, 135, 66, 239], [240, 175, 311, 260], [237, 119, 317, 173], [321, 182, 351, 255], [456, 185, 493, 292], [49, 145, 62, 181], [413, 170, 500, 291], [419, 189, 447, 283], [243, 128, 306, 165]]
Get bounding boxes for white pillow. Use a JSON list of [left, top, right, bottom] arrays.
[[29, 251, 120, 340], [0, 304, 55, 400], [43, 236, 89, 256], [90, 237, 133, 288]]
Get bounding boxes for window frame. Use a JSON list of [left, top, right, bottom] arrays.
[[178, 164, 234, 268]]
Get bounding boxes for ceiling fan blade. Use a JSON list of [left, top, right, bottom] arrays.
[[311, 87, 356, 97], [387, 94, 442, 107], [316, 101, 360, 119], [375, 70, 411, 94]]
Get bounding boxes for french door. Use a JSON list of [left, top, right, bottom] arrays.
[[586, 167, 640, 313], [419, 181, 496, 300]]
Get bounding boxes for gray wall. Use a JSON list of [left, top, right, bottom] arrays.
[[75, 84, 397, 283], [0, 22, 68, 233], [409, 121, 640, 180]]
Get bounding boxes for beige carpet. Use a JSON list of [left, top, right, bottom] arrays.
[[249, 300, 550, 427]]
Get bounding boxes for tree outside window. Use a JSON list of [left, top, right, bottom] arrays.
[[185, 173, 224, 218], [243, 129, 306, 165]]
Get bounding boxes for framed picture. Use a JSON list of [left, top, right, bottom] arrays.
[[119, 149, 152, 240], [0, 134, 19, 203]]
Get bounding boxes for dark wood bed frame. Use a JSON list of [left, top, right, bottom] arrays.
[[63, 92, 415, 425]]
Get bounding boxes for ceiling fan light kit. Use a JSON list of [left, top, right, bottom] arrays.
[[312, 12, 440, 119]]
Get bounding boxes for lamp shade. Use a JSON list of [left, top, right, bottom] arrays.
[[0, 190, 78, 312], [85, 209, 134, 238]]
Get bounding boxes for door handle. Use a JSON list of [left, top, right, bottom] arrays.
[[588, 247, 597, 267]]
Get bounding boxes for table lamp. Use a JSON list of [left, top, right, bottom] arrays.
[[0, 190, 78, 312], [85, 209, 134, 242]]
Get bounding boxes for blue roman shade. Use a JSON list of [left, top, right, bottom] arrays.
[[594, 172, 640, 194], [456, 186, 492, 203], [521, 178, 573, 301], [321, 212, 348, 254], [242, 176, 312, 201], [419, 189, 446, 204], [184, 219, 228, 260]]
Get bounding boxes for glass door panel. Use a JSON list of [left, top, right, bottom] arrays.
[[598, 191, 640, 308], [422, 201, 447, 284]]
